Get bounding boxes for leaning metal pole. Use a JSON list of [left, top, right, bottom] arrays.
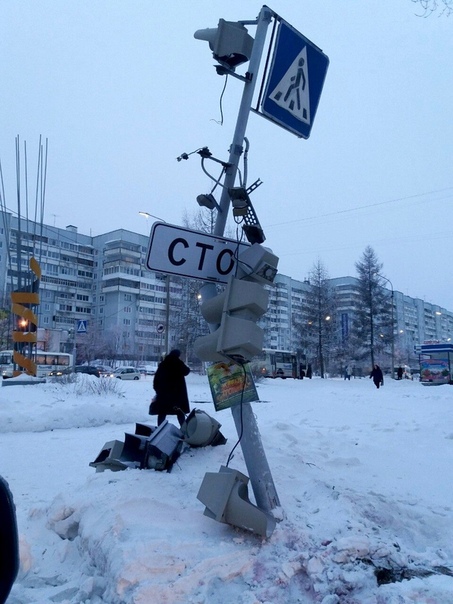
[[203, 6, 280, 513]]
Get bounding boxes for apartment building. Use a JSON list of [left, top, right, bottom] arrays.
[[0, 214, 182, 360], [1, 211, 452, 368]]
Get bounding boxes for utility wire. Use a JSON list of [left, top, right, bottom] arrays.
[[266, 186, 453, 229]]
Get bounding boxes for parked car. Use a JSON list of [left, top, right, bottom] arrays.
[[111, 367, 141, 380]]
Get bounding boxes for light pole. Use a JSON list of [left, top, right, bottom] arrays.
[[377, 274, 395, 378], [317, 315, 331, 379], [139, 212, 170, 356]]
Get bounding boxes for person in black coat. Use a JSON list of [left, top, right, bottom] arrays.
[[370, 364, 384, 389], [149, 349, 190, 426]]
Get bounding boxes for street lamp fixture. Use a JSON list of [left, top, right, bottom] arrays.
[[196, 194, 221, 212], [138, 211, 166, 223]]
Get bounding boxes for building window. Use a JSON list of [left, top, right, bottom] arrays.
[[75, 306, 91, 313]]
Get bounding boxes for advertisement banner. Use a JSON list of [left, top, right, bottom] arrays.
[[420, 358, 450, 384], [206, 361, 259, 412]]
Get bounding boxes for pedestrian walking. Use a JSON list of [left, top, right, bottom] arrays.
[[370, 364, 384, 389], [149, 349, 191, 426]]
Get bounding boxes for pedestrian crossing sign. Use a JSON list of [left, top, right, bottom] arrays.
[[77, 320, 87, 334], [261, 19, 329, 139], [269, 46, 310, 125]]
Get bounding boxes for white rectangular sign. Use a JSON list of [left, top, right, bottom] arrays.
[[145, 222, 249, 283]]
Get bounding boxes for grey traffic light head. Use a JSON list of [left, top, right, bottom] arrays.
[[194, 276, 269, 365], [194, 19, 254, 70], [193, 244, 279, 365], [236, 243, 279, 285]]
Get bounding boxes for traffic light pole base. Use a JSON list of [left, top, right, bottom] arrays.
[[231, 401, 281, 514]]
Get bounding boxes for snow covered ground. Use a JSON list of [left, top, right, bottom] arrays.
[[1, 372, 452, 603]]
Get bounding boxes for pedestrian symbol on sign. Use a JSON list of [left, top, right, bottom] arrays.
[[77, 320, 87, 334], [270, 46, 310, 125]]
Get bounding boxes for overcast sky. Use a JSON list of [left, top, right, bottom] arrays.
[[1, 1, 452, 309]]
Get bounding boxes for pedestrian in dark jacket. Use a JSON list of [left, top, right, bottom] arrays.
[[370, 364, 384, 389], [149, 349, 190, 426]]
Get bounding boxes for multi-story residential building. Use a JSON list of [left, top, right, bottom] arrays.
[[91, 230, 185, 360], [1, 210, 452, 370], [0, 214, 184, 361]]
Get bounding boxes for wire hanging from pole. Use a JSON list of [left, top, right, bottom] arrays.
[[210, 74, 229, 126]]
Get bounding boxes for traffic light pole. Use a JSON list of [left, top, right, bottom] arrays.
[[213, 7, 271, 237], [202, 6, 281, 514]]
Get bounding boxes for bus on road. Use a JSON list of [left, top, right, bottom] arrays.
[[0, 350, 73, 378], [251, 349, 298, 379]]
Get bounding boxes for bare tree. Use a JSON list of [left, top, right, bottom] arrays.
[[175, 211, 228, 365], [0, 300, 11, 349], [411, 0, 453, 17], [76, 325, 112, 365], [170, 276, 208, 367], [182, 208, 216, 235], [102, 326, 124, 366]]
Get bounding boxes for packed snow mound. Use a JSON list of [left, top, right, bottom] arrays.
[[1, 374, 452, 603]]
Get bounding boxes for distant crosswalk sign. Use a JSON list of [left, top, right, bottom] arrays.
[[77, 320, 87, 334], [261, 19, 329, 139]]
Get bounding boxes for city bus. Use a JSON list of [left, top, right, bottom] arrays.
[[251, 348, 298, 379], [0, 350, 73, 378]]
